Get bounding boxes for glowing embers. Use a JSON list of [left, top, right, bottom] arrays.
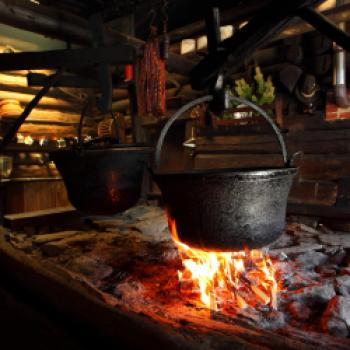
[[168, 217, 279, 311]]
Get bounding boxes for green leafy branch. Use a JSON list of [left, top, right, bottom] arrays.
[[231, 66, 275, 106]]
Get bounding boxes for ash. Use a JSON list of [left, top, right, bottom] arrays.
[[6, 205, 350, 338]]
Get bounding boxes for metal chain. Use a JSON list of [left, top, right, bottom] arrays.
[[161, 0, 168, 33]]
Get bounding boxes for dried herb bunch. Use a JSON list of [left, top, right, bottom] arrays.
[[221, 66, 275, 120], [231, 66, 275, 105]]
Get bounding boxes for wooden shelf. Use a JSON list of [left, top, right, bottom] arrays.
[[141, 109, 195, 128]]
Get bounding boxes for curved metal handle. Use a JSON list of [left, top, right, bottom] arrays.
[[77, 99, 91, 149], [155, 94, 289, 170], [77, 100, 118, 150]]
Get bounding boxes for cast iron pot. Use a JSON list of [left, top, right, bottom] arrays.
[[51, 143, 151, 215], [50, 101, 151, 215], [152, 95, 298, 251]]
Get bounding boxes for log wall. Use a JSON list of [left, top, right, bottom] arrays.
[[0, 70, 91, 138], [0, 70, 81, 213]]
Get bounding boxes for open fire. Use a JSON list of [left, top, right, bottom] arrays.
[[168, 217, 279, 312], [6, 205, 350, 347]]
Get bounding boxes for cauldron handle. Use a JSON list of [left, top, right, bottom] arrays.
[[77, 100, 118, 151], [155, 95, 289, 170]]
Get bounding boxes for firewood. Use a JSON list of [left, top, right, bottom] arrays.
[[319, 233, 350, 248], [40, 241, 66, 257], [40, 232, 98, 257], [32, 231, 80, 244], [269, 244, 324, 256], [251, 285, 270, 305]]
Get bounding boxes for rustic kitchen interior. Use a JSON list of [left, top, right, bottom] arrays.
[[1, 0, 350, 349]]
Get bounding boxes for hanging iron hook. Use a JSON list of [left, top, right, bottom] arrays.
[[148, 8, 157, 34], [161, 0, 168, 31], [160, 0, 169, 59]]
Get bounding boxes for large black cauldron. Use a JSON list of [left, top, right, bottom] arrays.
[[152, 95, 297, 251], [51, 144, 151, 215]]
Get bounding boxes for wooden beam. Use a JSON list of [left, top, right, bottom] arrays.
[[2, 109, 81, 124], [1, 69, 63, 148], [0, 91, 78, 112], [167, 0, 271, 43], [190, 0, 322, 89], [3, 142, 64, 153], [277, 3, 350, 41], [298, 6, 350, 52], [289, 180, 338, 206], [287, 203, 350, 220], [27, 73, 100, 89], [3, 206, 78, 230], [168, 1, 340, 46], [0, 72, 82, 100], [0, 0, 193, 76], [109, 84, 201, 113], [0, 46, 135, 71], [104, 28, 195, 75], [17, 123, 95, 137], [0, 0, 90, 45]]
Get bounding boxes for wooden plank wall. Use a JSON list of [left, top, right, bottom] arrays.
[[5, 179, 69, 214]]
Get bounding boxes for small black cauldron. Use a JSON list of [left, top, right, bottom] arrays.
[[51, 144, 151, 215]]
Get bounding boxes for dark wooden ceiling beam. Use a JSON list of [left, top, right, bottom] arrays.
[[269, 3, 350, 41], [298, 6, 350, 51], [167, 0, 271, 43], [134, 0, 254, 41], [0, 0, 89, 44], [0, 0, 194, 76], [0, 46, 135, 71], [104, 27, 195, 75], [190, 0, 323, 89], [27, 73, 101, 89]]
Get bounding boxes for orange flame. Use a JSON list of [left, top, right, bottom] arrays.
[[168, 216, 279, 311]]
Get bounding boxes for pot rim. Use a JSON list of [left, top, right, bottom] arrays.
[[153, 166, 298, 179], [50, 144, 153, 155]]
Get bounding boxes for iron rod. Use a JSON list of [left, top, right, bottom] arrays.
[[1, 69, 63, 149]]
